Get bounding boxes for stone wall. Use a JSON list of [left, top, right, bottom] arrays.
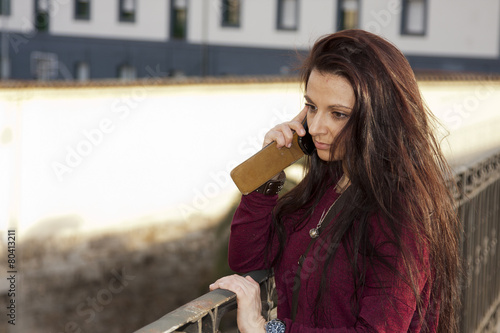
[[0, 208, 236, 333]]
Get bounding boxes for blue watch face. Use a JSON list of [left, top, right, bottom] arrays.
[[265, 319, 286, 333]]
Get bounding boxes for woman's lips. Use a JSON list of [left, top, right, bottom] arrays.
[[314, 140, 331, 150]]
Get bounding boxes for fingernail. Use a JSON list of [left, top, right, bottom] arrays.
[[287, 143, 292, 148]]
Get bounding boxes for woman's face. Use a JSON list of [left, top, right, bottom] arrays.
[[305, 69, 355, 162]]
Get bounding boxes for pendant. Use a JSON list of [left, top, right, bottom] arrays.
[[309, 228, 319, 238]]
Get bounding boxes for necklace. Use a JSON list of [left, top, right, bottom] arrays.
[[309, 175, 347, 239]]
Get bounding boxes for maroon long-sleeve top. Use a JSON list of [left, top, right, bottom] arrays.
[[228, 184, 438, 332]]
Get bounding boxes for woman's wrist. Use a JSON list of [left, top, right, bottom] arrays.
[[241, 315, 266, 333], [254, 171, 286, 196]]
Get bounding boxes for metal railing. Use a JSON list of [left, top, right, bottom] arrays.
[[134, 270, 276, 333], [134, 150, 500, 333], [456, 150, 500, 333]]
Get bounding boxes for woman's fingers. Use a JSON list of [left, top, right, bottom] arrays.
[[263, 123, 295, 148], [292, 105, 309, 124], [210, 275, 266, 333], [262, 107, 308, 148], [209, 274, 259, 296]]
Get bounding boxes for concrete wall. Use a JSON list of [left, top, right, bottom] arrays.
[[0, 211, 230, 333], [0, 79, 302, 239], [1, 78, 500, 240], [419, 79, 500, 166]]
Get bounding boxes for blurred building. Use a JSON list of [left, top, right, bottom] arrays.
[[1, 0, 500, 80]]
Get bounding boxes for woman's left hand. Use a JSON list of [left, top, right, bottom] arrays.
[[210, 274, 266, 333]]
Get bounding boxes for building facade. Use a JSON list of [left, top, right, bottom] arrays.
[[1, 0, 500, 80]]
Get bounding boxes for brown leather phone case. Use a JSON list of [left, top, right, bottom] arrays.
[[230, 133, 304, 194]]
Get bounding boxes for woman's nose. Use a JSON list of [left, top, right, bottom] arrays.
[[308, 112, 327, 136]]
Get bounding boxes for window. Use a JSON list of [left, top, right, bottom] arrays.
[[75, 0, 90, 20], [0, 0, 11, 16], [75, 62, 90, 81], [118, 65, 136, 80], [337, 0, 359, 30], [119, 0, 136, 22], [221, 0, 240, 27], [171, 0, 188, 39], [35, 0, 50, 31], [277, 0, 299, 31], [401, 0, 427, 36], [31, 51, 58, 80]]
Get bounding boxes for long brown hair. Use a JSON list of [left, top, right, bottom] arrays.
[[269, 30, 460, 331]]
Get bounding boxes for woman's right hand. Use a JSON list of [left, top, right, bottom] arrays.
[[262, 107, 308, 148], [210, 275, 266, 333]]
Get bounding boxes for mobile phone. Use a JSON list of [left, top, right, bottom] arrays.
[[298, 118, 316, 155], [231, 117, 315, 194]]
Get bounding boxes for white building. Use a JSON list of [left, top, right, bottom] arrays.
[[1, 0, 500, 80]]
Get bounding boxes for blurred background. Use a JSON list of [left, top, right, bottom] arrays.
[[0, 1, 499, 332]]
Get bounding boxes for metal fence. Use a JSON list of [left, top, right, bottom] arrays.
[[457, 151, 500, 333], [134, 150, 500, 333]]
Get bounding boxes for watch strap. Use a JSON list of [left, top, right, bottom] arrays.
[[254, 171, 286, 195]]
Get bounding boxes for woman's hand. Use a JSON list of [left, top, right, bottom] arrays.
[[263, 106, 308, 148], [210, 274, 266, 333]]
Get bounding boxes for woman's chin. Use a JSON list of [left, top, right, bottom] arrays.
[[316, 150, 343, 162], [317, 150, 333, 161]]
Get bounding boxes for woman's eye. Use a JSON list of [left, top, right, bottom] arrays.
[[332, 112, 349, 119], [305, 103, 317, 112]]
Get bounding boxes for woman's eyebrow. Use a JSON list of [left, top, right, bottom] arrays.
[[304, 95, 352, 111], [304, 95, 314, 104]]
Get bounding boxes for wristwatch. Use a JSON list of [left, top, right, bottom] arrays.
[[265, 318, 286, 333]]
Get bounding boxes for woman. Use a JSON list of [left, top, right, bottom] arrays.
[[210, 29, 460, 332]]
